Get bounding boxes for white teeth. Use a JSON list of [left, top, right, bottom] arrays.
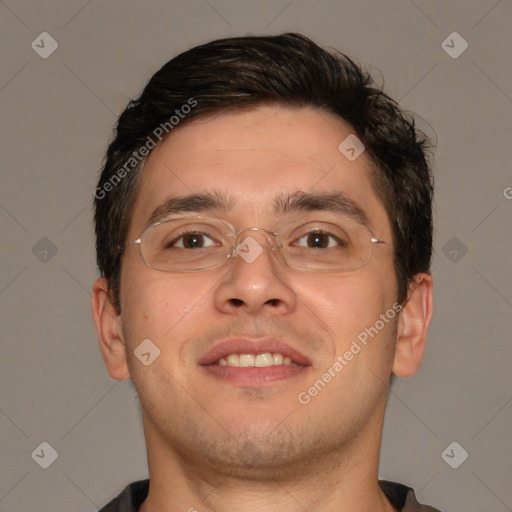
[[226, 354, 239, 366], [238, 354, 255, 367], [255, 353, 273, 367], [272, 353, 283, 365], [216, 352, 298, 367]]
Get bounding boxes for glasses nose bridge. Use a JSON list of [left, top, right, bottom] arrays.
[[230, 226, 281, 258]]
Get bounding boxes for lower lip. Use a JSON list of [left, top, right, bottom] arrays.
[[201, 364, 308, 385]]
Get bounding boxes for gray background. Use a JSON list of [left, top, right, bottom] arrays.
[[1, 1, 511, 511]]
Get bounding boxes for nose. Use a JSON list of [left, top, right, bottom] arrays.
[[213, 229, 297, 316]]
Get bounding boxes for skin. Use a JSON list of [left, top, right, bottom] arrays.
[[92, 105, 433, 512]]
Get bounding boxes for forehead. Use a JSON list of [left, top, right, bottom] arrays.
[[128, 105, 390, 237]]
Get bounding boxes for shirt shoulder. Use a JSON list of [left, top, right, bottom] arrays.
[[379, 480, 443, 511], [98, 479, 149, 512]]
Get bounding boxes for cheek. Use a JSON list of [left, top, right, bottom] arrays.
[[120, 264, 210, 345], [295, 270, 396, 355], [119, 272, 214, 393]]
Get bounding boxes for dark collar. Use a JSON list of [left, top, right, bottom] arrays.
[[99, 479, 437, 511]]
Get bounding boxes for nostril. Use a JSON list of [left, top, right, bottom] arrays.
[[266, 298, 280, 307], [229, 298, 244, 307]]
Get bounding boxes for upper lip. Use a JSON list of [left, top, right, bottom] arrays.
[[198, 337, 312, 366]]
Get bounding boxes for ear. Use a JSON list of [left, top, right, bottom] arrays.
[[91, 277, 131, 381], [392, 273, 434, 378]]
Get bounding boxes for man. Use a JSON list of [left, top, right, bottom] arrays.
[[92, 33, 439, 511]]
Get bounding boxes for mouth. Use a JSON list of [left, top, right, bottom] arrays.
[[198, 337, 312, 385]]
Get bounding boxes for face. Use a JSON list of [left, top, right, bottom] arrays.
[[113, 105, 402, 477]]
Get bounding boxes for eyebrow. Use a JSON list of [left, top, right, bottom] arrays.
[[274, 190, 369, 227], [146, 190, 234, 226], [146, 189, 369, 229]]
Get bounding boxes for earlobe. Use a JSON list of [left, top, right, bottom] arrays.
[[392, 273, 434, 378], [91, 277, 131, 381]]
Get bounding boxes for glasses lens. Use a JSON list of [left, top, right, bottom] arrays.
[[281, 218, 374, 271], [136, 216, 377, 273], [140, 218, 232, 271]]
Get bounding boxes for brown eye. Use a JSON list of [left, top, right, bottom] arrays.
[[294, 231, 343, 249], [182, 233, 206, 248], [168, 232, 218, 249], [307, 233, 329, 248]]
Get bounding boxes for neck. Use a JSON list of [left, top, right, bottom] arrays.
[[139, 407, 396, 512]]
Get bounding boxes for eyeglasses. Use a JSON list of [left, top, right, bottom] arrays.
[[121, 215, 386, 273]]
